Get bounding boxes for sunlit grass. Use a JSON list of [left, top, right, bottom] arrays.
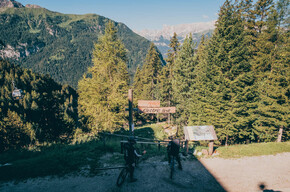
[[216, 141, 290, 158]]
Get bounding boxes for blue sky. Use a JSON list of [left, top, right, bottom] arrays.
[[17, 0, 225, 31]]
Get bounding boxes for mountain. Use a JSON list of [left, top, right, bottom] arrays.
[[0, 0, 23, 8], [135, 21, 215, 57], [0, 0, 152, 88]]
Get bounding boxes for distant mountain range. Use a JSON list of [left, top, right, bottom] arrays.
[[135, 21, 215, 57], [0, 0, 153, 88]]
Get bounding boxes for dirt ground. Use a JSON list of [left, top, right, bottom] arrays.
[[0, 153, 289, 192]]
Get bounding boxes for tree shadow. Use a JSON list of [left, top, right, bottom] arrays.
[[259, 183, 282, 192]]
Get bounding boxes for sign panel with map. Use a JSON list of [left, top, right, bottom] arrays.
[[183, 125, 217, 141]]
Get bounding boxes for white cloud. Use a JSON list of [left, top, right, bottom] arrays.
[[202, 15, 209, 19]]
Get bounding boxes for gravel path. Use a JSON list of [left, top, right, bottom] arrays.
[[0, 153, 289, 192]]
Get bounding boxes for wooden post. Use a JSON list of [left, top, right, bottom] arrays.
[[158, 141, 161, 151], [128, 89, 133, 135], [277, 126, 283, 142], [121, 142, 124, 153], [208, 140, 214, 156], [185, 140, 189, 155]]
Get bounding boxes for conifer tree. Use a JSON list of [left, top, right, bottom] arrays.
[[78, 21, 129, 133], [187, 35, 217, 126], [201, 0, 256, 144], [133, 65, 142, 100], [137, 43, 163, 100], [252, 2, 289, 142], [158, 33, 180, 122], [172, 34, 196, 126]]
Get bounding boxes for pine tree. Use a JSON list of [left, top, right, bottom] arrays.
[[187, 35, 217, 126], [158, 33, 180, 122], [133, 65, 142, 100], [78, 21, 129, 133], [137, 43, 163, 100], [172, 34, 196, 126], [200, 0, 256, 144], [252, 2, 289, 142], [254, 0, 275, 33]]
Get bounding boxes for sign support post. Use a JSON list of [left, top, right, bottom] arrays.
[[208, 140, 214, 155], [128, 89, 133, 135]]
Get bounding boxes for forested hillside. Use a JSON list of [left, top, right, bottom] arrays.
[[0, 7, 152, 88], [0, 60, 78, 152], [0, 0, 289, 153], [134, 0, 289, 144]]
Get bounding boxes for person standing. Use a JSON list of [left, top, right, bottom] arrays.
[[167, 137, 182, 170], [124, 136, 146, 182]]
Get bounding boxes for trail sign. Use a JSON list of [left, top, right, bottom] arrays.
[[183, 125, 217, 141], [138, 107, 176, 114], [138, 100, 160, 108]]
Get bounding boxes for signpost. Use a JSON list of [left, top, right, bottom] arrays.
[[138, 100, 160, 108], [138, 107, 176, 114], [138, 100, 176, 114], [126, 90, 176, 135]]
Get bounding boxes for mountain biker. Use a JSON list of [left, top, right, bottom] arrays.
[[167, 137, 182, 170], [124, 136, 146, 182]]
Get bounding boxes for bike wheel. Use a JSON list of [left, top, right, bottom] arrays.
[[116, 167, 128, 186], [170, 156, 175, 179]]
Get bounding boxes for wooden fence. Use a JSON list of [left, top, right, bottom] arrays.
[[99, 132, 189, 155]]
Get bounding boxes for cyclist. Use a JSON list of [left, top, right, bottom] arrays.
[[167, 137, 182, 170], [123, 136, 146, 182]]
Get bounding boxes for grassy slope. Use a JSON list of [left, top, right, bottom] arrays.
[[215, 141, 290, 159]]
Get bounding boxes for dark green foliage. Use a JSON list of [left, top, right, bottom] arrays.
[[172, 34, 196, 126], [157, 0, 289, 144], [0, 7, 151, 88], [134, 43, 164, 101], [0, 60, 78, 152]]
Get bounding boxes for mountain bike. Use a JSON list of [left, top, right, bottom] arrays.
[[116, 165, 129, 187]]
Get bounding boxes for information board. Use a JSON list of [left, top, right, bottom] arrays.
[[183, 125, 217, 141]]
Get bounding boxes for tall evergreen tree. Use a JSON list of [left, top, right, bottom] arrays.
[[136, 43, 163, 100], [158, 33, 180, 122], [187, 35, 217, 126], [172, 34, 196, 126], [200, 0, 256, 144], [252, 2, 289, 142], [78, 21, 129, 133]]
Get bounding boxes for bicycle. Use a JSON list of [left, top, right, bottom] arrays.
[[116, 165, 129, 187]]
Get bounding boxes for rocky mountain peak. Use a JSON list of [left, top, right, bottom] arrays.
[[0, 0, 24, 8], [25, 4, 42, 8]]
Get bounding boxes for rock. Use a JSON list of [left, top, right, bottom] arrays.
[[0, 0, 24, 8], [202, 149, 209, 156], [25, 4, 42, 8]]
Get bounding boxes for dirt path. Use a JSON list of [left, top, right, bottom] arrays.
[[1, 153, 289, 192]]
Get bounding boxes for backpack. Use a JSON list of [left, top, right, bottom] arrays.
[[123, 143, 134, 163]]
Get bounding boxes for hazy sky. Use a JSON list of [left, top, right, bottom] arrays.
[[16, 0, 225, 31]]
